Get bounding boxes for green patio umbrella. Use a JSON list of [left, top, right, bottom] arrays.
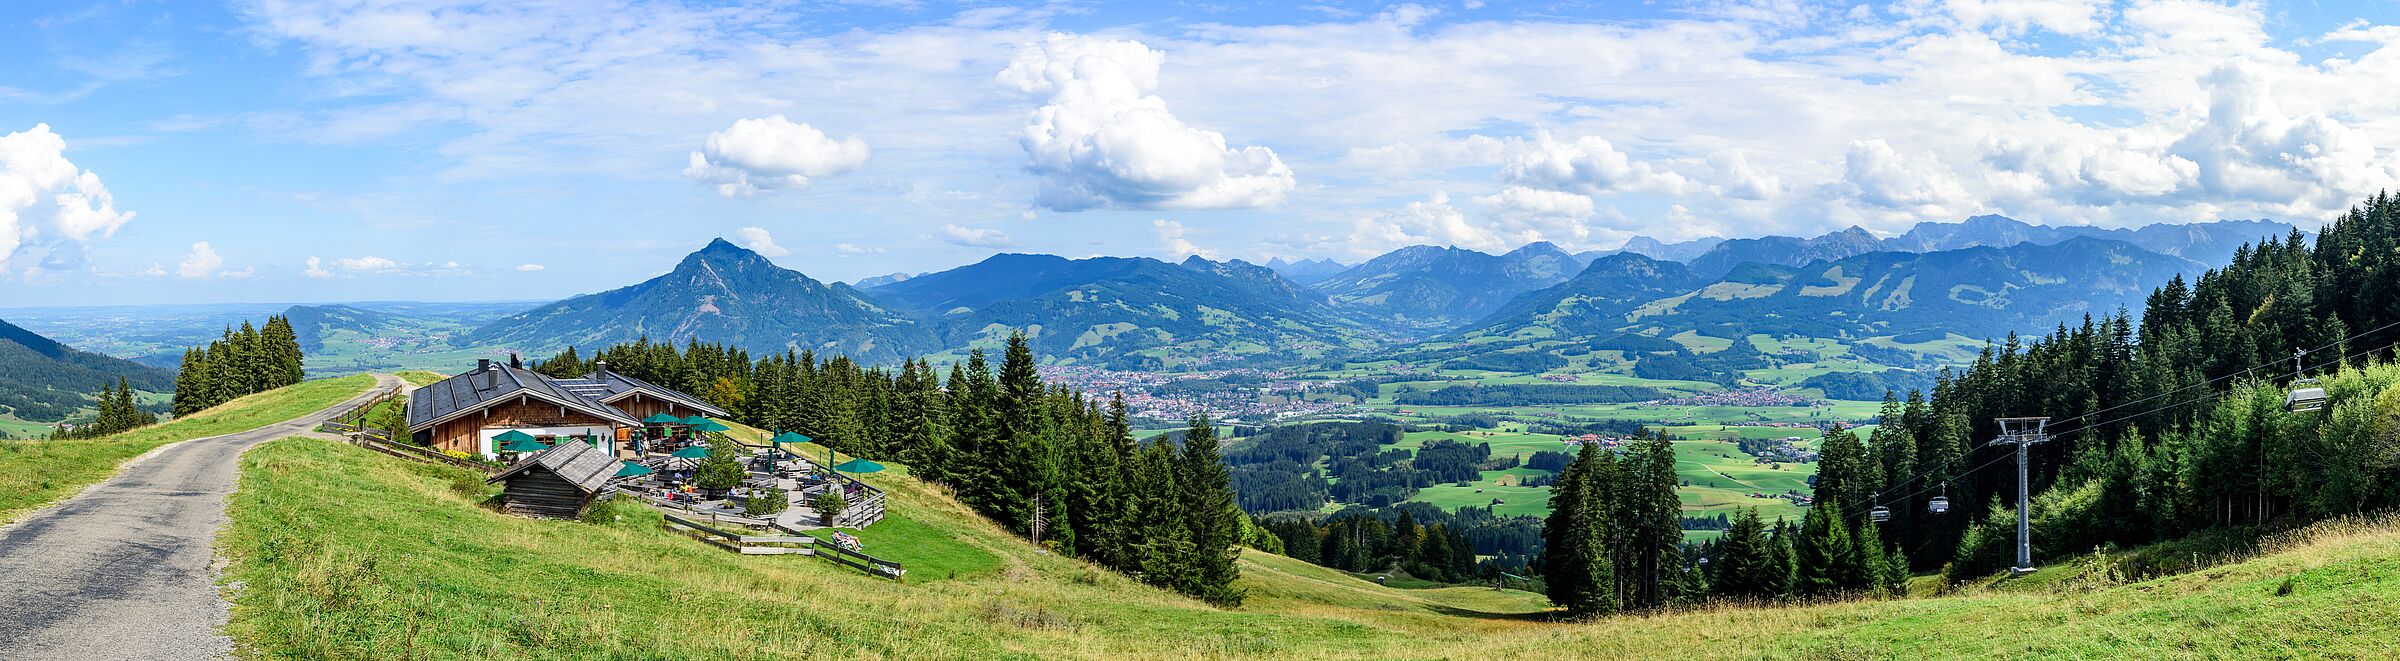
[[766, 432, 810, 473], [614, 463, 654, 477], [493, 430, 537, 443], [670, 445, 711, 459], [833, 458, 885, 474], [689, 420, 731, 433], [642, 413, 686, 424], [680, 415, 713, 426], [501, 437, 550, 453]]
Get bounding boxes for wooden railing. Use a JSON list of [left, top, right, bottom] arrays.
[[641, 499, 905, 579], [719, 432, 887, 528]]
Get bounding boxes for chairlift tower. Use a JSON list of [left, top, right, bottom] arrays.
[[1995, 417, 2050, 574]]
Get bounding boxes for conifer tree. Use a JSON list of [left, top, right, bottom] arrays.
[[1542, 441, 1616, 617], [1177, 414, 1244, 606]]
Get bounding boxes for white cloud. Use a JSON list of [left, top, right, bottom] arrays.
[[0, 124, 133, 273], [517, 263, 545, 271], [1000, 33, 1295, 211], [1474, 186, 1597, 245], [685, 116, 870, 197], [833, 243, 882, 255], [337, 255, 400, 272], [1837, 139, 1974, 217], [1347, 193, 1513, 256], [1501, 133, 1692, 197], [177, 242, 224, 278], [939, 223, 1014, 248], [731, 226, 791, 257], [1152, 219, 1213, 259], [304, 256, 332, 278]]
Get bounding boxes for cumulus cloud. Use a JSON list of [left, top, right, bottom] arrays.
[[1838, 139, 1974, 216], [304, 256, 333, 278], [177, 242, 224, 278], [684, 116, 870, 197], [337, 255, 400, 272], [939, 224, 1014, 248], [0, 124, 133, 273], [1347, 193, 1514, 256], [731, 226, 791, 257], [833, 243, 882, 256], [1474, 186, 1597, 244], [1152, 219, 1213, 259], [1000, 33, 1295, 211], [1500, 133, 1692, 197], [517, 263, 545, 271]]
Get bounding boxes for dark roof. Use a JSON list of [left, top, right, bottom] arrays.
[[580, 369, 730, 417], [486, 440, 622, 493], [407, 364, 644, 431]]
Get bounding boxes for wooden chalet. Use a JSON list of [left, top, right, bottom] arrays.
[[486, 440, 622, 519], [406, 359, 729, 459]]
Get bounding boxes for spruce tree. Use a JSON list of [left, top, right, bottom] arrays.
[[1542, 441, 1616, 617], [1177, 414, 1244, 606], [1710, 507, 1774, 600], [1796, 500, 1860, 598]]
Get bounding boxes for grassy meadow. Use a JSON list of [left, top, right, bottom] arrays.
[[0, 374, 375, 525], [222, 434, 2400, 659]]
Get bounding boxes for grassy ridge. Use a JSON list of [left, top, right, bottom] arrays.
[[225, 434, 2400, 659], [0, 374, 375, 525], [222, 437, 1554, 660]]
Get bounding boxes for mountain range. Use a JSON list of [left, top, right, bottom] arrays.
[[463, 239, 938, 364], [427, 216, 2301, 370]]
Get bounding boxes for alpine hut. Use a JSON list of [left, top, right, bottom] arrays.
[[487, 440, 623, 519], [406, 359, 728, 460]]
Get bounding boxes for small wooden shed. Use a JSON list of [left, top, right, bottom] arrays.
[[487, 441, 623, 519]]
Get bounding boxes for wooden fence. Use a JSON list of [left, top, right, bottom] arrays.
[[646, 502, 906, 579]]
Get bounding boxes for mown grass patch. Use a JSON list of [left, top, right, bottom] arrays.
[[0, 374, 374, 525]]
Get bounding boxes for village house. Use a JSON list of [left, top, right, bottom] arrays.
[[406, 359, 729, 460]]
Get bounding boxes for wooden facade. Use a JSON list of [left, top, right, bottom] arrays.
[[605, 391, 714, 422], [489, 441, 620, 519], [423, 396, 620, 457]]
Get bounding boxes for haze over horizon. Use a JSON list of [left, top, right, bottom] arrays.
[[3, 0, 2398, 306]]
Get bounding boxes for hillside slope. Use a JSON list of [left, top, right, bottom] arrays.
[[221, 430, 2400, 659], [1312, 242, 1585, 334], [0, 317, 175, 422]]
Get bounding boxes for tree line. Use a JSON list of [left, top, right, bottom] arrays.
[[48, 378, 154, 440], [170, 316, 306, 417], [536, 334, 1250, 605]]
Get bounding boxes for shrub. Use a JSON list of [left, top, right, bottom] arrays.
[[744, 487, 789, 517], [810, 490, 849, 517], [693, 452, 745, 494]]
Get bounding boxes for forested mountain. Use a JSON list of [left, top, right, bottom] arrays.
[[1456, 238, 2198, 353], [0, 318, 175, 422], [463, 239, 938, 364], [872, 253, 1379, 368], [1310, 242, 1588, 333], [1686, 226, 1887, 280]]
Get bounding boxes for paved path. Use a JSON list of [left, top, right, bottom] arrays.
[[0, 374, 402, 661]]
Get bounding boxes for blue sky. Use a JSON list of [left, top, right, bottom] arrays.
[[4, 0, 2400, 306]]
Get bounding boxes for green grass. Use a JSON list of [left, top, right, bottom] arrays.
[[397, 370, 450, 387], [222, 436, 1558, 659], [223, 434, 2400, 658], [802, 507, 1006, 582], [0, 374, 375, 525]]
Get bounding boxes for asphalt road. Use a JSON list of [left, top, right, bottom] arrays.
[[0, 374, 401, 661]]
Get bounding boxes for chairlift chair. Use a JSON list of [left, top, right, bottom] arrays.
[[1869, 505, 1892, 523], [2287, 349, 2328, 413], [2286, 380, 2327, 413]]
